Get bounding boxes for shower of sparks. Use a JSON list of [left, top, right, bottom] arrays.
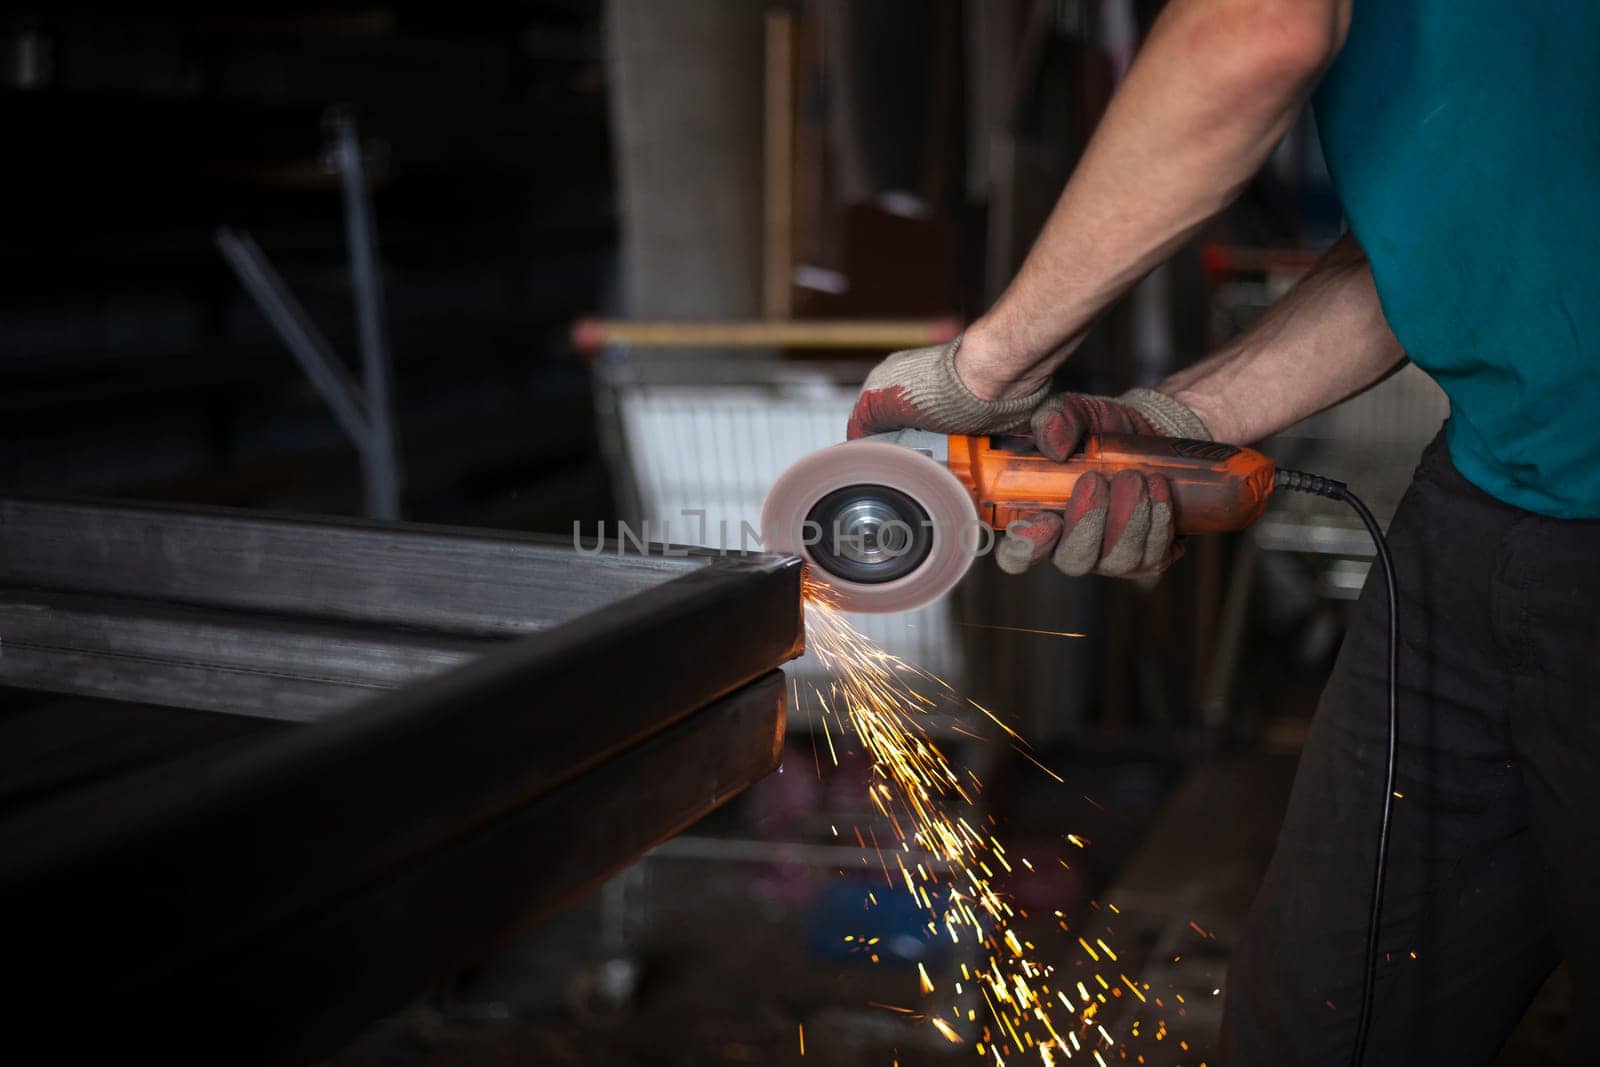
[[798, 576, 1168, 1065]]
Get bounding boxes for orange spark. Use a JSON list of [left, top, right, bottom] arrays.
[[796, 586, 1154, 1064]]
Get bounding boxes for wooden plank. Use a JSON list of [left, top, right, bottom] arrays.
[[570, 316, 961, 351]]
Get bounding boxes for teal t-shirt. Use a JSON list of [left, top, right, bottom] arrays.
[[1314, 1, 1600, 518]]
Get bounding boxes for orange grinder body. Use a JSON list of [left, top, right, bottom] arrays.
[[945, 432, 1278, 535]]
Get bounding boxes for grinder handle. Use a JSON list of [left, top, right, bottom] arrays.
[[946, 432, 1276, 535]]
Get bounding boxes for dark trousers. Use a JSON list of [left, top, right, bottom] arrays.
[[1220, 433, 1600, 1065]]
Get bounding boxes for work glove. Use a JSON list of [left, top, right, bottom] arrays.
[[846, 337, 1050, 440], [995, 389, 1211, 579]]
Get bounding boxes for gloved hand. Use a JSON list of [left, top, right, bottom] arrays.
[[846, 337, 1050, 440], [995, 389, 1211, 579]]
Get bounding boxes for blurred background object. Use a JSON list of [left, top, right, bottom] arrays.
[[1, 6, 616, 531], [0, 4, 1568, 1064]]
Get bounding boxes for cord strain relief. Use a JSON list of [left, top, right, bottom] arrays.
[[1276, 468, 1349, 499]]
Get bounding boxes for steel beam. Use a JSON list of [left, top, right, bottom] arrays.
[[0, 494, 802, 1060], [0, 588, 485, 720], [0, 497, 800, 719], [329, 108, 403, 519], [215, 109, 403, 519], [0, 497, 704, 634], [215, 227, 374, 448], [0, 501, 802, 935], [4, 671, 788, 1064]]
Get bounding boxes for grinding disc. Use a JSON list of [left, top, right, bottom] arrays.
[[762, 440, 982, 613]]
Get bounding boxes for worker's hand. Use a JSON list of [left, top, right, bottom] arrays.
[[846, 337, 1050, 440], [995, 389, 1211, 578]]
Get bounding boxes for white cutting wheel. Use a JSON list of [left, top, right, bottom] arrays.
[[761, 440, 982, 613]]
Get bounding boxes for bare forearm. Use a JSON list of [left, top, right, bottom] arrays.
[[962, 0, 1351, 399], [1159, 232, 1405, 443]]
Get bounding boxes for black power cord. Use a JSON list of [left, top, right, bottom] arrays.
[[1275, 469, 1398, 1067]]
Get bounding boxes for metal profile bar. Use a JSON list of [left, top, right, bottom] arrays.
[[1253, 516, 1379, 557], [0, 497, 708, 637], [6, 671, 788, 1064], [215, 109, 403, 519], [204, 672, 786, 1065], [215, 227, 373, 448], [0, 497, 801, 720], [0, 588, 485, 721], [0, 534, 802, 959], [329, 109, 403, 519]]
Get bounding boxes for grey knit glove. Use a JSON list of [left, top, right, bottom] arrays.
[[995, 388, 1211, 579], [846, 337, 1051, 439]]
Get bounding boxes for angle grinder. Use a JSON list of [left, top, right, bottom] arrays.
[[761, 430, 1277, 613], [764, 425, 1403, 1067]]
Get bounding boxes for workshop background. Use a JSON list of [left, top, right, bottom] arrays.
[[0, 4, 1570, 1065]]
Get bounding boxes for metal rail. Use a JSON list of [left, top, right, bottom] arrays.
[[0, 497, 796, 719], [3, 673, 788, 1063], [0, 495, 804, 1061], [216, 109, 403, 518], [330, 108, 403, 519]]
